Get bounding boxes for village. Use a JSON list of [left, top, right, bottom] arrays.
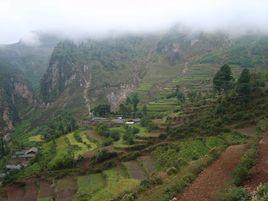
[[80, 116, 141, 127], [0, 116, 142, 184]]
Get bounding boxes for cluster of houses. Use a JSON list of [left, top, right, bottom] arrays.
[[3, 147, 38, 174], [81, 116, 141, 127]]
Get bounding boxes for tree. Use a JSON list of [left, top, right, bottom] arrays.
[[213, 64, 233, 93], [142, 105, 147, 116], [119, 103, 131, 117], [130, 93, 139, 113], [236, 69, 251, 101], [92, 104, 111, 117], [175, 87, 185, 103]]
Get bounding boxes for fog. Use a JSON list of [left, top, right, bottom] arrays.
[[0, 0, 268, 44]]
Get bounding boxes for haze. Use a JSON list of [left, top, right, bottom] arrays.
[[0, 0, 268, 44]]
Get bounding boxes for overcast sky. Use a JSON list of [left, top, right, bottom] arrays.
[[0, 0, 268, 44]]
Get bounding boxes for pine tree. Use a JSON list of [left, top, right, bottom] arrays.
[[236, 69, 251, 102], [213, 64, 233, 94]]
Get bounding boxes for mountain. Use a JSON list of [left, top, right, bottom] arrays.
[[0, 62, 33, 131], [40, 28, 268, 120], [0, 33, 60, 91]]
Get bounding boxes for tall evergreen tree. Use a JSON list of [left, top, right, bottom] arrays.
[[213, 64, 233, 93], [236, 69, 251, 102]]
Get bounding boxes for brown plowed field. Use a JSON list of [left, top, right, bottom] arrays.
[[177, 144, 246, 201]]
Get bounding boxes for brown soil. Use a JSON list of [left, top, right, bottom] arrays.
[[21, 180, 37, 201], [138, 155, 156, 175], [177, 144, 247, 201], [38, 180, 54, 198], [55, 176, 77, 201], [123, 160, 147, 180], [243, 134, 268, 191], [6, 185, 25, 201], [234, 126, 256, 137]]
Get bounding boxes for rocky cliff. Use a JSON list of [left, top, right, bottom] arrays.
[[0, 62, 33, 130]]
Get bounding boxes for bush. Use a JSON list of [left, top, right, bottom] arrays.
[[120, 192, 137, 201], [167, 167, 178, 175], [139, 176, 163, 190], [101, 137, 113, 147], [94, 150, 117, 163], [110, 130, 120, 141], [252, 183, 268, 201], [73, 132, 83, 143], [233, 140, 259, 185], [121, 151, 140, 161], [221, 187, 248, 201], [95, 123, 109, 136]]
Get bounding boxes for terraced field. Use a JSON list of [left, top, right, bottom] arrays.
[[66, 131, 98, 158], [41, 130, 99, 168], [48, 137, 70, 169], [90, 166, 140, 201], [123, 160, 147, 180], [147, 98, 179, 116]]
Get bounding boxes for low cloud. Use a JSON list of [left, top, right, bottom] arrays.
[[0, 0, 268, 44]]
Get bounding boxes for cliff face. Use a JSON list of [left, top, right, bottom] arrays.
[[40, 41, 78, 103], [0, 62, 33, 130], [0, 33, 60, 90]]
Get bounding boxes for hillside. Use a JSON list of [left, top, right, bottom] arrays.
[[0, 61, 33, 131], [1, 28, 268, 201], [37, 29, 268, 124], [0, 33, 60, 90]]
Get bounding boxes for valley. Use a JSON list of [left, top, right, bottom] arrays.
[[0, 27, 268, 201]]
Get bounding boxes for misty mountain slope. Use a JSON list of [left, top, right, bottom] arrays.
[[0, 61, 33, 130], [198, 35, 268, 67], [0, 34, 60, 90], [39, 30, 268, 118]]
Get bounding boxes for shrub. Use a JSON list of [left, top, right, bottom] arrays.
[[101, 137, 113, 147], [139, 176, 163, 190], [95, 123, 109, 136], [233, 140, 259, 185], [73, 132, 83, 143], [110, 130, 120, 141], [120, 192, 137, 201], [121, 151, 140, 161], [167, 167, 178, 175], [252, 183, 268, 201], [94, 150, 117, 163], [221, 187, 248, 201]]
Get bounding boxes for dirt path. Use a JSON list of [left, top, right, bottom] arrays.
[[83, 73, 92, 118], [177, 144, 247, 201], [233, 126, 256, 137], [244, 134, 268, 191]]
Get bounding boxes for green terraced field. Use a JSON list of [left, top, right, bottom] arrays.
[[66, 131, 98, 158], [48, 136, 70, 168], [75, 173, 105, 200], [90, 166, 140, 200]]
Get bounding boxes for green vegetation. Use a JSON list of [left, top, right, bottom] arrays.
[[66, 131, 97, 158], [92, 104, 111, 117], [221, 187, 248, 201], [90, 167, 140, 201], [232, 139, 259, 185], [3, 29, 268, 201], [29, 135, 44, 142], [213, 64, 234, 93], [152, 133, 243, 171], [221, 183, 268, 201], [47, 136, 74, 169], [76, 173, 105, 200]]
